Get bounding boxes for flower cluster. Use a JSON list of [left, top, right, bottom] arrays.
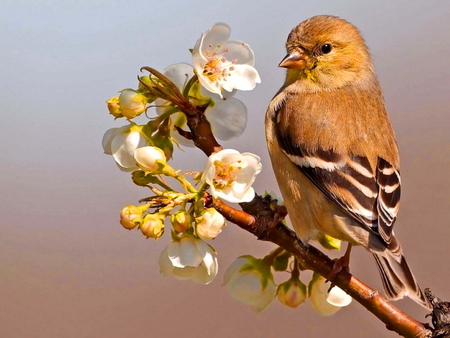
[[102, 23, 262, 286], [103, 22, 261, 163]]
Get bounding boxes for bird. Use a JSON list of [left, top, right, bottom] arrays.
[[265, 15, 430, 309]]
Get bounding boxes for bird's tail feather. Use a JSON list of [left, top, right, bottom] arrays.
[[372, 238, 431, 310]]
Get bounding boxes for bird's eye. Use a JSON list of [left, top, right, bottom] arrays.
[[321, 44, 332, 54]]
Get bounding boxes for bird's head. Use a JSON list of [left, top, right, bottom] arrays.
[[281, 15, 375, 92]]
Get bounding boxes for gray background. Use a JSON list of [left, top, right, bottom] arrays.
[[1, 1, 449, 337]]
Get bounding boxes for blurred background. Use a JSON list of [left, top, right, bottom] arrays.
[[1, 1, 449, 337]]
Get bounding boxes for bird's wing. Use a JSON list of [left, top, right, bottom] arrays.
[[277, 126, 400, 244]]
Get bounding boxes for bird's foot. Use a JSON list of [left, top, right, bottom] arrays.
[[327, 243, 352, 284], [327, 256, 350, 282]]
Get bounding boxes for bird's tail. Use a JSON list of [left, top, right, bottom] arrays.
[[372, 237, 431, 310]]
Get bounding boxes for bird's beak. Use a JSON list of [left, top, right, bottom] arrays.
[[278, 50, 308, 70]]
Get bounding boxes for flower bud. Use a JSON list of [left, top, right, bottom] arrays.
[[171, 210, 192, 233], [223, 256, 276, 313], [138, 75, 153, 89], [118, 90, 147, 119], [196, 208, 226, 240], [106, 96, 123, 118], [134, 146, 167, 174], [277, 277, 307, 308], [120, 205, 146, 230], [140, 214, 165, 239]]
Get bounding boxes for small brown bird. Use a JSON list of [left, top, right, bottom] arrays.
[[265, 15, 430, 309]]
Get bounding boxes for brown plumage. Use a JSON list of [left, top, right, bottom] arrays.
[[265, 15, 430, 309]]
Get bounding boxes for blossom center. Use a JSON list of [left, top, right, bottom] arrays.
[[212, 160, 240, 188], [202, 48, 236, 83]]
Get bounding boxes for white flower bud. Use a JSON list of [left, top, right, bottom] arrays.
[[223, 256, 276, 313], [196, 208, 226, 240], [134, 146, 166, 173], [277, 278, 307, 308], [140, 214, 165, 239], [118, 90, 147, 119], [119, 205, 144, 230]]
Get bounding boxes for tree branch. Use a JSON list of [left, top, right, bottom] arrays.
[[216, 195, 432, 338]]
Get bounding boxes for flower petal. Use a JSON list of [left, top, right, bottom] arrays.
[[167, 237, 202, 268], [200, 23, 232, 56], [309, 275, 349, 316], [200, 85, 235, 100], [251, 278, 277, 313], [220, 64, 261, 92], [223, 40, 255, 65], [163, 63, 194, 89], [159, 246, 198, 280], [234, 153, 262, 185], [156, 63, 194, 116], [206, 98, 247, 140], [196, 71, 223, 97], [159, 247, 174, 276], [102, 127, 119, 155], [134, 146, 166, 173], [223, 257, 247, 285], [111, 125, 148, 170], [171, 266, 197, 280], [327, 286, 352, 307], [227, 272, 276, 313], [191, 251, 218, 285], [194, 240, 217, 275]]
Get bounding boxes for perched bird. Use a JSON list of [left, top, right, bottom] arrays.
[[265, 15, 430, 309]]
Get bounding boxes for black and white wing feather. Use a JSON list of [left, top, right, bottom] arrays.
[[277, 130, 401, 245]]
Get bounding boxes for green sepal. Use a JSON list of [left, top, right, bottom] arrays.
[[151, 118, 174, 160], [272, 251, 292, 271], [131, 170, 161, 186]]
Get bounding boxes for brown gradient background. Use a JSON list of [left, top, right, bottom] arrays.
[[1, 1, 449, 337]]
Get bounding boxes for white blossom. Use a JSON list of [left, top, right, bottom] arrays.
[[192, 23, 261, 98], [159, 237, 218, 285], [118, 90, 147, 119], [134, 146, 166, 173], [196, 208, 226, 240], [102, 125, 150, 172], [202, 149, 261, 203]]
